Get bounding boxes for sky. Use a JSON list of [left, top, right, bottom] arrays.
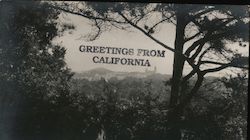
[[52, 4, 249, 76], [53, 12, 177, 75]]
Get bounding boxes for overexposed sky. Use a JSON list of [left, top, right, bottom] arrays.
[[53, 13, 176, 74], [52, 4, 249, 76]]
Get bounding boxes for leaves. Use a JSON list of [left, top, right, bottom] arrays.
[[0, 1, 74, 139]]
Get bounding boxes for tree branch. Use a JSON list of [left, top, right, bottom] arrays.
[[184, 30, 216, 57], [185, 17, 237, 55], [201, 61, 249, 70], [197, 47, 211, 64], [182, 69, 197, 84], [133, 7, 156, 25], [202, 63, 230, 74], [184, 31, 202, 42], [119, 12, 201, 72], [188, 7, 216, 29], [118, 12, 176, 53], [147, 14, 175, 34], [192, 7, 216, 19], [190, 42, 206, 61], [175, 74, 204, 112], [184, 28, 237, 57], [89, 19, 102, 41], [48, 4, 127, 24]]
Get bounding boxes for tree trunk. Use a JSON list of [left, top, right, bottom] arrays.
[[168, 9, 187, 140], [169, 12, 186, 108], [179, 74, 204, 109]]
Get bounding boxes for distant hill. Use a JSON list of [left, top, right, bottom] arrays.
[[73, 67, 172, 81]]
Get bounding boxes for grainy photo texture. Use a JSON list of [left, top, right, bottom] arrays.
[[0, 1, 249, 140]]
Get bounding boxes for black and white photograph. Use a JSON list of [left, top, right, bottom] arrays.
[[0, 1, 249, 140]]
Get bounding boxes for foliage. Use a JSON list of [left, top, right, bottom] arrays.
[[0, 1, 248, 140], [50, 1, 248, 114], [0, 1, 74, 140], [182, 73, 248, 140], [68, 75, 248, 140]]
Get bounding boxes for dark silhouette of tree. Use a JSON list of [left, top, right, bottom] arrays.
[[49, 2, 249, 139], [0, 1, 74, 140]]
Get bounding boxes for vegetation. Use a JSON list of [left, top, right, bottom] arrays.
[[49, 2, 249, 139], [68, 74, 248, 140], [0, 1, 73, 140], [0, 1, 248, 140]]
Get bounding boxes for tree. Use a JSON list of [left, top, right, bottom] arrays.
[[0, 1, 74, 139], [49, 2, 249, 139], [179, 69, 248, 139], [220, 72, 248, 139]]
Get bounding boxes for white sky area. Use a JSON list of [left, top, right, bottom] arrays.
[[52, 7, 249, 77]]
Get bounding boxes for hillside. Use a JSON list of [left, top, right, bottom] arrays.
[[73, 67, 172, 81]]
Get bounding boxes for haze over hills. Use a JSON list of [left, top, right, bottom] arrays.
[[72, 67, 219, 83], [73, 67, 172, 81]]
